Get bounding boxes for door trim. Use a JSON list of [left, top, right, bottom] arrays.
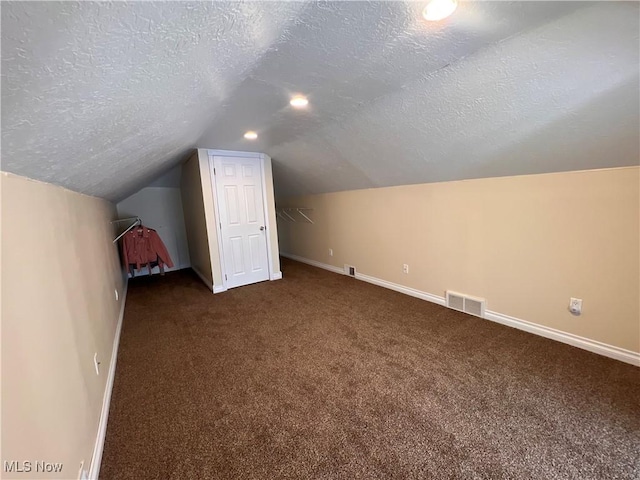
[[258, 155, 277, 282], [208, 154, 228, 293], [207, 150, 275, 292]]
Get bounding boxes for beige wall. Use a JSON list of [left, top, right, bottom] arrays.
[[1, 172, 126, 479], [278, 167, 640, 353], [181, 151, 216, 289], [183, 149, 281, 291]]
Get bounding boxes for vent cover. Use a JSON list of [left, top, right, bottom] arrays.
[[344, 264, 356, 276], [446, 291, 486, 318]]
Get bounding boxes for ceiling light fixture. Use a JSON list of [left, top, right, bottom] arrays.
[[423, 0, 457, 21], [244, 131, 258, 140], [290, 95, 309, 108]]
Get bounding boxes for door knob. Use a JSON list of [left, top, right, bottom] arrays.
[[259, 226, 265, 231]]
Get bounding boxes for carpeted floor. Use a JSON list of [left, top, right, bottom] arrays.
[[101, 258, 639, 479]]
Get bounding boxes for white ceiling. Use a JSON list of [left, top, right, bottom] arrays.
[[2, 1, 638, 201]]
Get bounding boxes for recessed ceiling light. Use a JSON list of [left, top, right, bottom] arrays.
[[423, 0, 457, 21], [244, 131, 258, 140], [290, 95, 309, 108]]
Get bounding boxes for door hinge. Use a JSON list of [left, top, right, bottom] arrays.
[[213, 167, 216, 175], [225, 274, 227, 281]]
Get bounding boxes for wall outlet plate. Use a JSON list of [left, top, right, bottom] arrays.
[[569, 297, 582, 315]]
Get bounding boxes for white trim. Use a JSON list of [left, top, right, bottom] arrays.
[[195, 149, 222, 292], [280, 252, 344, 275], [281, 252, 640, 367], [192, 266, 214, 292], [207, 154, 228, 291], [205, 148, 262, 158], [483, 310, 640, 367], [127, 265, 188, 278], [213, 285, 228, 294], [89, 276, 128, 480], [260, 154, 276, 284], [270, 271, 283, 281], [281, 253, 444, 304], [355, 271, 447, 306]]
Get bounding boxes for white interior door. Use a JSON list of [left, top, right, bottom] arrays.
[[213, 156, 270, 289]]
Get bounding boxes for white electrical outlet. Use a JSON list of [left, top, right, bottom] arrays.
[[402, 264, 409, 274], [329, 248, 333, 257], [569, 298, 582, 316], [93, 353, 100, 375]]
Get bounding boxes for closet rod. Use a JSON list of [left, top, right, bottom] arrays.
[[112, 217, 141, 243]]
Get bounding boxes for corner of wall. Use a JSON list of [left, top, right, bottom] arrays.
[[180, 151, 215, 290], [197, 149, 224, 290], [261, 154, 281, 277]]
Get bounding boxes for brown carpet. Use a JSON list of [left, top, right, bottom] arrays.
[[101, 258, 639, 479]]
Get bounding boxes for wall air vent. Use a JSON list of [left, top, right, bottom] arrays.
[[446, 291, 486, 318], [344, 264, 356, 276]]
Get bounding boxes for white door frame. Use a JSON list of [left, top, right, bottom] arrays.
[[207, 149, 276, 292]]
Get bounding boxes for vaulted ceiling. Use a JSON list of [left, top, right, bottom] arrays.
[[2, 1, 638, 201]]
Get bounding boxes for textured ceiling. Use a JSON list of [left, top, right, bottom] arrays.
[[2, 2, 638, 201]]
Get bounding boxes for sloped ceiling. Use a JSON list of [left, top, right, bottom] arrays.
[[2, 1, 638, 201]]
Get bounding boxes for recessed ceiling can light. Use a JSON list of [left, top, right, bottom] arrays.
[[290, 95, 309, 108], [423, 0, 457, 21], [244, 131, 258, 140]]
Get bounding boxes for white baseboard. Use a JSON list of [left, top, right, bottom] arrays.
[[355, 271, 447, 307], [128, 264, 190, 277], [270, 271, 283, 281], [89, 276, 129, 480], [282, 252, 445, 305], [192, 266, 214, 292], [484, 310, 640, 366], [191, 266, 227, 293], [281, 252, 639, 367], [281, 253, 344, 275]]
